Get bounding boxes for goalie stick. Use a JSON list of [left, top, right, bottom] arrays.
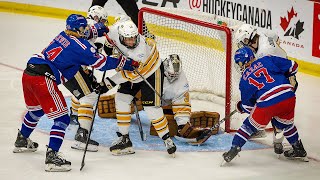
[[176, 110, 237, 145], [80, 70, 107, 171], [132, 98, 147, 141]]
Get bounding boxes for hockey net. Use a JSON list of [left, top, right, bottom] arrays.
[[138, 7, 247, 132]]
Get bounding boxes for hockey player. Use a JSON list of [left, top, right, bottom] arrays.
[[68, 5, 114, 152], [13, 14, 138, 172], [162, 54, 211, 144], [91, 0, 154, 39], [101, 17, 177, 156], [234, 24, 298, 154], [222, 47, 307, 164]]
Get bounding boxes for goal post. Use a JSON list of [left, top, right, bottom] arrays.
[[138, 7, 241, 133]]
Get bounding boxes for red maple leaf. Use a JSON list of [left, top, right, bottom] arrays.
[[280, 7, 298, 31]]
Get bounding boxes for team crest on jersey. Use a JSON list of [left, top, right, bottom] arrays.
[[90, 47, 96, 53]]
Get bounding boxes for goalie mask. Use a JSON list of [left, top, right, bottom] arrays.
[[118, 20, 140, 49], [163, 54, 182, 83]]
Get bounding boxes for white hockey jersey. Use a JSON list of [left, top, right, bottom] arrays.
[[162, 70, 189, 105], [255, 33, 287, 59], [107, 21, 161, 84]]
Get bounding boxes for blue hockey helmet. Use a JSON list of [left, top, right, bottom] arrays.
[[66, 14, 88, 32], [234, 46, 255, 66]]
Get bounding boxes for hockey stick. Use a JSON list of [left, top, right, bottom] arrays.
[[80, 71, 107, 171], [132, 98, 147, 141], [175, 110, 238, 144]]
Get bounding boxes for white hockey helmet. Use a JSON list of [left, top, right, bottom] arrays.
[[234, 24, 257, 48], [163, 54, 182, 83], [87, 5, 108, 24], [118, 20, 140, 49]]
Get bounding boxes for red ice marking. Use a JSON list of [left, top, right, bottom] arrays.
[[0, 62, 24, 72]]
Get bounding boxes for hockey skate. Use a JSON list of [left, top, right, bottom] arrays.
[[174, 123, 211, 145], [163, 133, 176, 157], [13, 130, 38, 153], [273, 129, 284, 158], [284, 139, 308, 162], [221, 146, 241, 166], [110, 132, 135, 156], [45, 147, 71, 172], [71, 127, 99, 152]]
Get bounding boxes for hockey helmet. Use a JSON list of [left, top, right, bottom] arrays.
[[234, 24, 257, 48], [118, 20, 140, 49], [163, 54, 182, 83], [234, 46, 255, 72], [87, 5, 108, 24], [66, 14, 88, 35]]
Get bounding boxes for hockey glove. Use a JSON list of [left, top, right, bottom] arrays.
[[289, 75, 298, 93], [85, 22, 109, 40], [117, 55, 140, 71], [236, 101, 245, 114]]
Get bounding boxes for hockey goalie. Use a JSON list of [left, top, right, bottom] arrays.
[[161, 54, 217, 145]]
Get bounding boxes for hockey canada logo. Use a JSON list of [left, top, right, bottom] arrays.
[[280, 7, 304, 40], [189, 0, 201, 10]]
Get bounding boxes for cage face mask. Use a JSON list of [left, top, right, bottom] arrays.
[[163, 54, 182, 83]]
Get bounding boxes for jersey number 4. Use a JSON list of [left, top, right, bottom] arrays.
[[248, 68, 275, 90], [45, 47, 63, 61]]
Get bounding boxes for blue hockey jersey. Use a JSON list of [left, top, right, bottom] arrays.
[[27, 31, 128, 84], [239, 55, 298, 111]]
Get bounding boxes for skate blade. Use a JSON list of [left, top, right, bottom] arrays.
[[220, 159, 228, 167], [286, 156, 309, 162], [45, 164, 71, 172], [111, 147, 135, 156], [71, 142, 98, 152], [13, 147, 37, 153]]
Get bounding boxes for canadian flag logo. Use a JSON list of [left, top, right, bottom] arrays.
[[280, 7, 304, 40]]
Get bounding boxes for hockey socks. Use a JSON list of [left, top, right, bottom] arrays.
[[232, 118, 257, 148], [20, 110, 44, 138], [48, 114, 69, 152]]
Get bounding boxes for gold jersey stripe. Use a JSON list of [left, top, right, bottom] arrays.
[[172, 107, 191, 112], [152, 116, 164, 124], [156, 126, 168, 133], [172, 103, 191, 107], [117, 122, 131, 126], [155, 67, 161, 106], [78, 116, 92, 121], [116, 116, 131, 121], [116, 111, 131, 115], [74, 71, 91, 95], [121, 45, 160, 81]]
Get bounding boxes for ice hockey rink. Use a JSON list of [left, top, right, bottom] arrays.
[[0, 12, 320, 179]]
